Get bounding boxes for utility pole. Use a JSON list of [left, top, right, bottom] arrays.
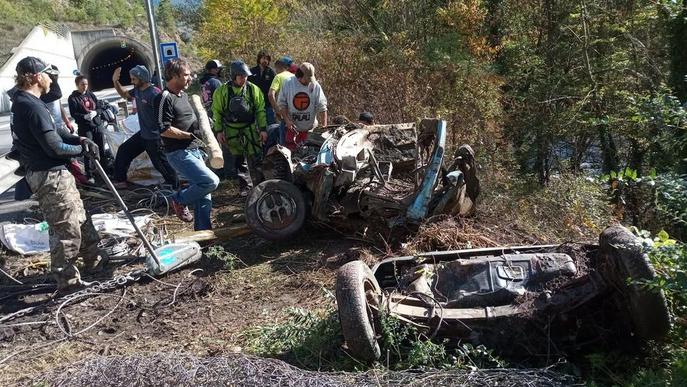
[[143, 0, 164, 87]]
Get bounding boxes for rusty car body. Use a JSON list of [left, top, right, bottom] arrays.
[[335, 225, 672, 362], [245, 119, 480, 241]]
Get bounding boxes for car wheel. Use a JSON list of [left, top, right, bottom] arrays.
[[336, 260, 382, 362], [599, 225, 671, 340], [245, 179, 306, 241]]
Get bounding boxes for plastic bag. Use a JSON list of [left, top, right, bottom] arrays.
[[0, 222, 50, 255]]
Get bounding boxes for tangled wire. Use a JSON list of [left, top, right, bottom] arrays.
[[34, 352, 580, 387]]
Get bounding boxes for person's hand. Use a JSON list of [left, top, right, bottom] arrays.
[[81, 138, 100, 161], [85, 111, 97, 121], [259, 130, 268, 144], [112, 67, 121, 83], [216, 132, 226, 144], [66, 121, 74, 133]]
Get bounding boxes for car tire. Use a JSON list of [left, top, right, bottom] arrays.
[[245, 179, 306, 241], [599, 225, 671, 340], [336, 260, 382, 362]]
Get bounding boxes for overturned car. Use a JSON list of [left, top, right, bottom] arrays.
[[245, 119, 480, 241], [335, 225, 672, 362]]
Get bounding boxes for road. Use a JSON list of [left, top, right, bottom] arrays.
[[0, 88, 122, 207]]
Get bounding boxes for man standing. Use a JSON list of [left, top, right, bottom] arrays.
[[248, 50, 276, 125], [212, 60, 267, 197], [11, 56, 103, 290], [111, 65, 178, 189], [200, 59, 223, 116], [277, 62, 328, 150], [155, 58, 219, 230], [68, 75, 105, 180], [268, 56, 295, 145]]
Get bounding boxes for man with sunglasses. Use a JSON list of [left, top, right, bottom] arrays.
[[276, 62, 328, 150], [10, 56, 104, 291]]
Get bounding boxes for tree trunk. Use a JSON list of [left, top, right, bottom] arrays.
[[598, 125, 618, 174]]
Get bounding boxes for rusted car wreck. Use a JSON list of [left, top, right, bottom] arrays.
[[335, 225, 671, 362], [245, 119, 480, 240]]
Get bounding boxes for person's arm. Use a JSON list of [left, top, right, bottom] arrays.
[[60, 104, 74, 132], [155, 91, 193, 140], [68, 94, 95, 121], [315, 86, 328, 127], [318, 111, 328, 127], [29, 109, 83, 157], [56, 125, 82, 145], [112, 67, 132, 100]]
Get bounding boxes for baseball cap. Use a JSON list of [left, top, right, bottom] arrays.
[[275, 56, 293, 66], [205, 59, 223, 70], [16, 56, 59, 76]]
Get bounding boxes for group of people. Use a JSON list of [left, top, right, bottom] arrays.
[[8, 50, 375, 291]]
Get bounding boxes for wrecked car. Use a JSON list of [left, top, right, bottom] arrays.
[[335, 225, 672, 362], [245, 119, 480, 241]]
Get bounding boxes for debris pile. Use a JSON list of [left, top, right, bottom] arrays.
[[36, 352, 579, 387]]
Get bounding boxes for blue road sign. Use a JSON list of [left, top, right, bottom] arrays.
[[160, 42, 179, 63]]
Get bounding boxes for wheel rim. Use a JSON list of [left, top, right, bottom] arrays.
[[256, 190, 299, 230]]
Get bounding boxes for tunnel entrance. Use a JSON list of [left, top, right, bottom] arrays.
[[78, 38, 154, 91]]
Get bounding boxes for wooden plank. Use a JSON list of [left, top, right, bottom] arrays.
[[172, 224, 252, 243]]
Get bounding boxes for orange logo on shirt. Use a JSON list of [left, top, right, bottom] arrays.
[[293, 92, 310, 111]]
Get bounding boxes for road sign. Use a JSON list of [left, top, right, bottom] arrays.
[[160, 42, 179, 63]]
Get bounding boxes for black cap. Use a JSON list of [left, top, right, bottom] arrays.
[[358, 111, 374, 124], [15, 56, 59, 76], [205, 59, 223, 70]]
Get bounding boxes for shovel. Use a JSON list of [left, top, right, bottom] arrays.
[[93, 159, 202, 276]]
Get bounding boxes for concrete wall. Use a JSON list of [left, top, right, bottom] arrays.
[[0, 26, 79, 112]]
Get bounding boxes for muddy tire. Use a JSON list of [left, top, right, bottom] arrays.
[[336, 261, 382, 362], [245, 179, 306, 241], [599, 225, 671, 340]]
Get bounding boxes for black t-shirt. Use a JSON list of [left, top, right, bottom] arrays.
[[154, 89, 200, 152], [248, 65, 275, 107], [11, 90, 82, 171]]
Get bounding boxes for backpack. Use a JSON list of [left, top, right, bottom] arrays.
[[223, 83, 254, 125]]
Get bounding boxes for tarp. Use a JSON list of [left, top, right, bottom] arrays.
[[103, 115, 164, 186]]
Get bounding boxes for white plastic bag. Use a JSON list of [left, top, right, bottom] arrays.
[[0, 222, 50, 255]]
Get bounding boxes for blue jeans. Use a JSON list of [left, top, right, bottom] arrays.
[[266, 106, 276, 126], [278, 120, 286, 146], [166, 148, 219, 230]]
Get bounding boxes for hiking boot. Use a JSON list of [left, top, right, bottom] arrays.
[[80, 254, 109, 275], [53, 265, 83, 292], [171, 199, 193, 222]]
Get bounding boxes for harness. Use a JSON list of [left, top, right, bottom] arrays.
[[221, 83, 261, 156]]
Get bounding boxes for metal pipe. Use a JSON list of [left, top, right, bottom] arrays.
[[143, 0, 164, 88]]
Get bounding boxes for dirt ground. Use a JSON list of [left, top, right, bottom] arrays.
[[0, 178, 600, 386], [0, 181, 378, 385]]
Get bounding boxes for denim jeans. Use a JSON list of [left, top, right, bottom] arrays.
[[266, 106, 276, 126], [166, 148, 219, 230]]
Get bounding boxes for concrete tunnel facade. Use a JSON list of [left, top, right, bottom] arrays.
[[76, 35, 155, 91]]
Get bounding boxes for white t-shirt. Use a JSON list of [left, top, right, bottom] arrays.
[[277, 77, 327, 132]]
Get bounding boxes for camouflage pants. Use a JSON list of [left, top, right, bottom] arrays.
[[25, 169, 100, 286]]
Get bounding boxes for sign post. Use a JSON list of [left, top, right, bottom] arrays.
[[143, 0, 164, 88], [160, 42, 179, 64]]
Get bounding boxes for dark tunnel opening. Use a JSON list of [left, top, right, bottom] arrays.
[[84, 45, 151, 91]]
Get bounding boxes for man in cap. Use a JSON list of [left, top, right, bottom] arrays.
[[212, 60, 267, 196], [200, 59, 223, 116], [111, 65, 178, 189], [155, 58, 219, 230], [268, 56, 295, 145], [277, 62, 328, 150], [248, 50, 276, 125], [11, 56, 104, 290]]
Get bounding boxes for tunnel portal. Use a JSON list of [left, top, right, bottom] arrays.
[[78, 37, 154, 91]]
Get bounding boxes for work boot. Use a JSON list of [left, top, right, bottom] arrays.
[[80, 254, 109, 275], [53, 265, 83, 292], [171, 199, 193, 222]]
